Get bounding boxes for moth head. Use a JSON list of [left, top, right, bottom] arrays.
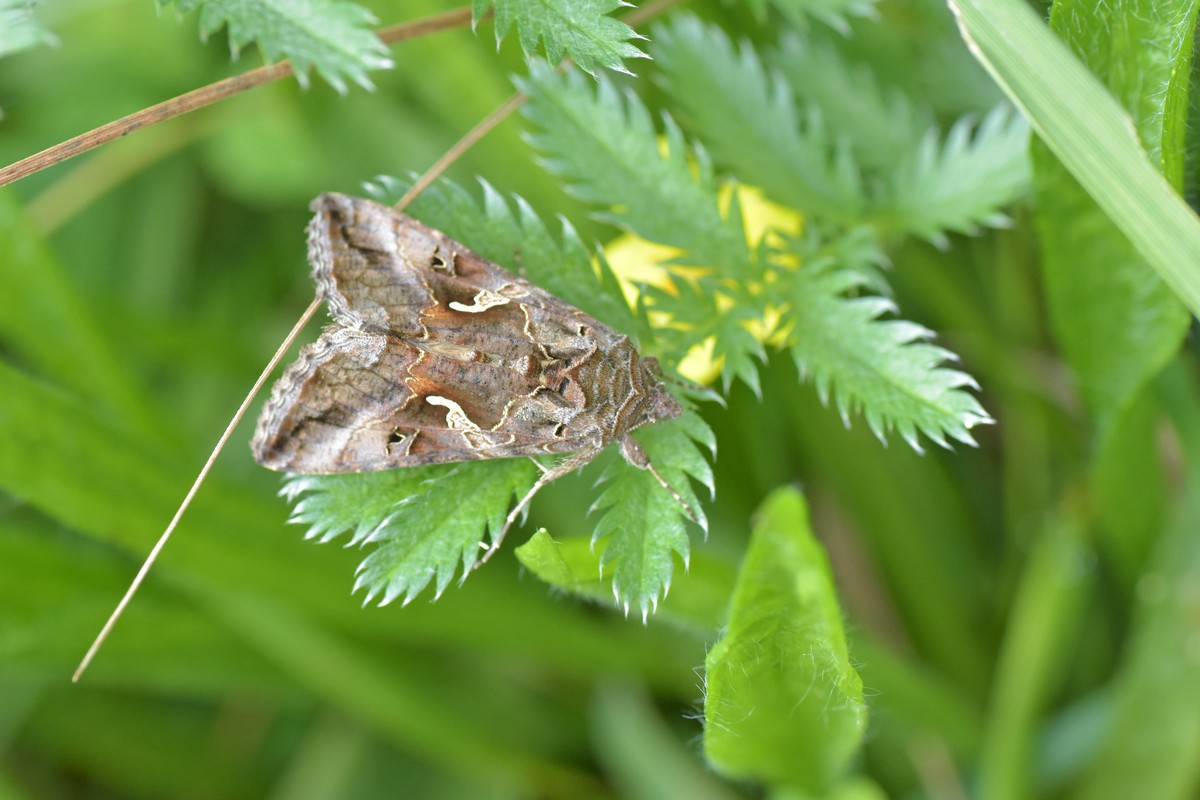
[[640, 357, 684, 425]]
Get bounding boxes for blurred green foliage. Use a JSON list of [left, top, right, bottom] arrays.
[[4, 0, 1200, 798]]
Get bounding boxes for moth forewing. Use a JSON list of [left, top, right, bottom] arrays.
[[252, 193, 688, 560]]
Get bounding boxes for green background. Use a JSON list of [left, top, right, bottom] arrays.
[[4, 0, 1200, 798]]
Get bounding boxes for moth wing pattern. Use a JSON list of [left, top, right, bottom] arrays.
[[310, 193, 597, 348], [252, 193, 683, 475], [252, 325, 603, 473]]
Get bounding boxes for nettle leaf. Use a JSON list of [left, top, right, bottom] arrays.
[[283, 460, 538, 605], [161, 0, 393, 91], [771, 30, 930, 172], [0, 0, 57, 58], [473, 0, 647, 77], [878, 106, 1031, 246], [651, 15, 863, 224], [774, 232, 991, 451], [591, 407, 715, 614], [705, 487, 867, 790], [517, 61, 752, 274], [651, 15, 1027, 248]]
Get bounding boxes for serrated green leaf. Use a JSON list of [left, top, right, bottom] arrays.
[[770, 31, 930, 173], [161, 0, 393, 92], [879, 106, 1030, 246], [1033, 1, 1191, 424], [0, 0, 56, 58], [282, 460, 538, 606], [704, 488, 866, 791], [517, 61, 752, 273], [591, 408, 714, 614], [651, 15, 863, 223], [775, 233, 991, 451], [652, 16, 1028, 247], [473, 0, 647, 77]]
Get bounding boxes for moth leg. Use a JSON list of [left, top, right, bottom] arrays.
[[473, 447, 601, 570], [619, 436, 701, 526]]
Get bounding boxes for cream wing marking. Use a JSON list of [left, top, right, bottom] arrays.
[[426, 395, 482, 431], [449, 290, 511, 313]]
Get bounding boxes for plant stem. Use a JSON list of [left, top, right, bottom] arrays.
[[0, 6, 475, 189]]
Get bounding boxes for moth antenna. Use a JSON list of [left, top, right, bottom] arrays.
[[72, 295, 323, 683]]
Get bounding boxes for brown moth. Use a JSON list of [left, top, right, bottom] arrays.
[[252, 193, 686, 563]]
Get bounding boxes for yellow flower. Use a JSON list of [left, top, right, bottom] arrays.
[[602, 185, 802, 384]]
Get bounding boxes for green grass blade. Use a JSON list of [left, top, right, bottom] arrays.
[[950, 0, 1200, 317], [1030, 1, 1192, 422], [1074, 474, 1200, 800], [591, 684, 740, 800], [977, 516, 1090, 800], [0, 192, 152, 427]]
